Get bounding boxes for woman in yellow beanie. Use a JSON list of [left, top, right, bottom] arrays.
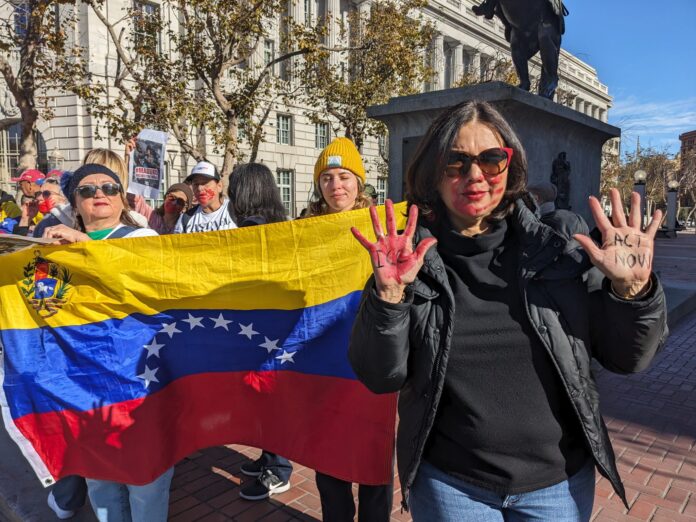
[[308, 136, 394, 521], [307, 137, 373, 216]]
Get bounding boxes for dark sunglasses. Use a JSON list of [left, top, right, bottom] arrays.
[[74, 182, 122, 199], [445, 147, 514, 177], [165, 194, 187, 207], [40, 190, 61, 199]]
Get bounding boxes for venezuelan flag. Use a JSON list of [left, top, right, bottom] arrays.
[[0, 205, 405, 487]]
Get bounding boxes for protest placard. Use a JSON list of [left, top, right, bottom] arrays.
[[128, 129, 168, 199]]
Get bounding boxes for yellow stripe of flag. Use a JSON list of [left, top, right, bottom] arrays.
[[0, 203, 408, 330]]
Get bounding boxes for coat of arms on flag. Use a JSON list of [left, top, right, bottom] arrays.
[[19, 251, 72, 317]]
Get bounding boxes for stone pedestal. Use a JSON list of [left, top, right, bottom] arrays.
[[367, 82, 620, 224]]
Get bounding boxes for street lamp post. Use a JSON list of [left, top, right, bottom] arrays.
[[633, 170, 647, 229], [666, 180, 680, 238]]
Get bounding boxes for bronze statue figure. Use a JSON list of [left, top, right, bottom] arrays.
[[473, 0, 568, 100], [550, 151, 571, 210]]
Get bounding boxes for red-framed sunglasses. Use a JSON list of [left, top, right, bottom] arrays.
[[445, 147, 514, 177]]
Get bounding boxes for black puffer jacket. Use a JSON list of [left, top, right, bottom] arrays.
[[348, 199, 668, 510]]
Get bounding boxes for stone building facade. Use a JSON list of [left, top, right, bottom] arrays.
[[0, 0, 613, 217], [680, 130, 696, 156]]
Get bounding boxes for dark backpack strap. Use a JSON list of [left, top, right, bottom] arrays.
[[179, 206, 199, 233], [108, 226, 139, 239]]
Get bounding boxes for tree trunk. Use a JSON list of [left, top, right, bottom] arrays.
[[17, 111, 38, 173], [220, 116, 238, 189]]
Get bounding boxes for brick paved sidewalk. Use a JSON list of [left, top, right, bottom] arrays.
[[165, 311, 696, 521], [166, 445, 407, 522], [591, 310, 696, 521]]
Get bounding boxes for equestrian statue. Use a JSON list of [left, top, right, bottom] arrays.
[[473, 0, 569, 100]]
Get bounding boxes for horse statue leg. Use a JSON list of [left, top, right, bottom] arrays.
[[537, 19, 562, 99], [509, 29, 536, 92]]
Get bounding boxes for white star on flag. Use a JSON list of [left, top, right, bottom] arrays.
[[259, 337, 281, 353], [182, 313, 205, 330], [137, 365, 160, 388], [210, 313, 233, 331], [275, 350, 296, 365], [238, 323, 259, 339], [143, 338, 164, 358], [159, 322, 181, 338]]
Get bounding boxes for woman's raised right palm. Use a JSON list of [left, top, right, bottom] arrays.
[[351, 200, 437, 302]]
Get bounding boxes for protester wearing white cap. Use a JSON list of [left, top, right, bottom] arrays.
[[174, 161, 237, 233]]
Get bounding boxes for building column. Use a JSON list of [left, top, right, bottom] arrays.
[[291, 0, 305, 24], [453, 43, 464, 85], [327, 0, 340, 63], [433, 34, 445, 90], [471, 51, 481, 80]]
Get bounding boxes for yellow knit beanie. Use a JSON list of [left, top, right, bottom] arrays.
[[314, 137, 366, 183]]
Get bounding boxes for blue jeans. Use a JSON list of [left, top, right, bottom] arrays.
[[410, 460, 595, 522], [259, 451, 293, 482], [86, 467, 174, 522]]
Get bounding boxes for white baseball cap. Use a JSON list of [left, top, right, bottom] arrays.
[[185, 161, 220, 182]]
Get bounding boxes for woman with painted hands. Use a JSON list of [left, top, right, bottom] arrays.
[[308, 137, 393, 522], [349, 101, 667, 521]]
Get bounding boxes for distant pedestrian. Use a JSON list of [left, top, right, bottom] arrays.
[[226, 163, 294, 501], [128, 183, 194, 235], [43, 163, 170, 522], [174, 161, 237, 233], [83, 148, 150, 228], [309, 137, 394, 522], [364, 183, 379, 206]]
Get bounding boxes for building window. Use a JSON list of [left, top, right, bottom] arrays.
[[378, 133, 388, 159], [277, 114, 292, 145], [376, 178, 388, 205], [133, 1, 161, 52], [14, 2, 29, 38], [315, 122, 329, 149], [0, 123, 48, 188], [280, 54, 292, 82], [276, 169, 295, 217], [264, 39, 275, 66]]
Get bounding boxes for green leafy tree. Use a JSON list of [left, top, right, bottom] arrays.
[[297, 0, 434, 150], [0, 1, 92, 172], [83, 0, 337, 177], [600, 146, 678, 217]]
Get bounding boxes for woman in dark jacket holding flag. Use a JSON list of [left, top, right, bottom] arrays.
[[349, 101, 667, 521]]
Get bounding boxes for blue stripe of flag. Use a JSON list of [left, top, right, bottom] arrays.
[[2, 291, 363, 420]]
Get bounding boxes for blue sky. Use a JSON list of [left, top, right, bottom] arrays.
[[562, 0, 696, 155]]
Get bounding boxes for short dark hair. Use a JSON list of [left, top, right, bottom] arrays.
[[227, 163, 288, 224], [406, 100, 528, 222]]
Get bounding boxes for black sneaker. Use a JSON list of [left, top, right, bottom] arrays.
[[239, 470, 290, 500], [240, 458, 263, 477]]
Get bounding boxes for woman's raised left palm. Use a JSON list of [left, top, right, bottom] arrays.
[[574, 188, 661, 298]]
